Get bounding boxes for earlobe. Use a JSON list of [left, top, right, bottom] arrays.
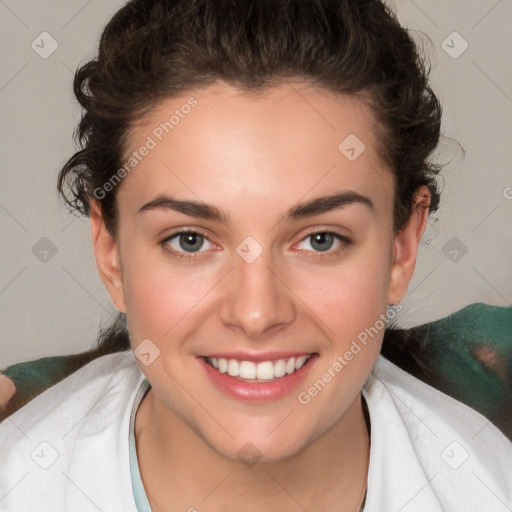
[[387, 186, 431, 305], [90, 199, 127, 313]]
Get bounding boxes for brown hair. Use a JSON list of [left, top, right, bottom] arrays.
[[56, 0, 443, 369]]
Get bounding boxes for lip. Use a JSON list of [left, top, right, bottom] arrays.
[[197, 353, 319, 402], [201, 351, 313, 363]]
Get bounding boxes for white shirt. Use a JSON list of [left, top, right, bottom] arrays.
[[0, 350, 510, 511]]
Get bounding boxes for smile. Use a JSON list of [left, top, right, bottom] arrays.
[[205, 355, 312, 382], [199, 353, 318, 402]]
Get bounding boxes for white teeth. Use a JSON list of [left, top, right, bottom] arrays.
[[218, 358, 228, 373], [239, 361, 257, 379], [206, 355, 312, 381], [256, 361, 274, 380], [296, 355, 308, 369], [274, 359, 287, 378], [227, 359, 239, 376]]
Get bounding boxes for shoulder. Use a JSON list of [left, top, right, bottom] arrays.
[[0, 350, 143, 511], [367, 354, 512, 447], [362, 355, 512, 511], [0, 350, 140, 430]]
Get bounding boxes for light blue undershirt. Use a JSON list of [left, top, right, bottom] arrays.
[[129, 378, 152, 512]]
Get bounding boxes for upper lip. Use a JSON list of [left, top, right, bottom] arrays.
[[200, 351, 315, 363]]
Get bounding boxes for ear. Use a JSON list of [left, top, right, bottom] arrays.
[[90, 198, 127, 313], [387, 185, 431, 305]]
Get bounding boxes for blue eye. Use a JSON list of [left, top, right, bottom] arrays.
[[160, 230, 214, 259], [159, 229, 352, 261], [296, 230, 352, 260], [300, 232, 337, 252]]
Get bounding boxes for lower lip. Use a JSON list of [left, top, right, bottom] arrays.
[[198, 354, 318, 402]]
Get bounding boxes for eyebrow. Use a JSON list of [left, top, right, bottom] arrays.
[[137, 190, 375, 223]]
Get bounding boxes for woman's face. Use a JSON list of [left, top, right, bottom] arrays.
[[92, 80, 426, 462]]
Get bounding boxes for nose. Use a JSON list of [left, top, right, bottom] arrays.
[[219, 245, 296, 340]]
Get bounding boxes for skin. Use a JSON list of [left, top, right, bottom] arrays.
[[0, 374, 16, 410], [90, 80, 430, 511]]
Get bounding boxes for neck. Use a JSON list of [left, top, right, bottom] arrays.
[[135, 391, 370, 512]]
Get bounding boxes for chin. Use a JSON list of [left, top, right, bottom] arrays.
[[202, 419, 319, 466]]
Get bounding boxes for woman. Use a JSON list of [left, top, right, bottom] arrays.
[[0, 0, 510, 510]]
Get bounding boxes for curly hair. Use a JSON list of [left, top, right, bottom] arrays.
[[56, 0, 444, 367], [58, 0, 442, 234]]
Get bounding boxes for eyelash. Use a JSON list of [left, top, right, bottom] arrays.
[[159, 228, 353, 262]]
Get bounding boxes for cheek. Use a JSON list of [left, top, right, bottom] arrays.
[[121, 245, 209, 342], [293, 244, 392, 338], [292, 256, 389, 428], [127, 278, 206, 344]]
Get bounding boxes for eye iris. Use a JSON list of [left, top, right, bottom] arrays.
[[179, 233, 203, 252], [310, 232, 334, 252]]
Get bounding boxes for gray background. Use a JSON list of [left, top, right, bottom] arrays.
[[0, 0, 511, 368]]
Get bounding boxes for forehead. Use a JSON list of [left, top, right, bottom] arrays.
[[118, 80, 394, 217]]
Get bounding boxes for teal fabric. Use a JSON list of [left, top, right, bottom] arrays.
[[1, 355, 74, 397], [419, 302, 512, 432]]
